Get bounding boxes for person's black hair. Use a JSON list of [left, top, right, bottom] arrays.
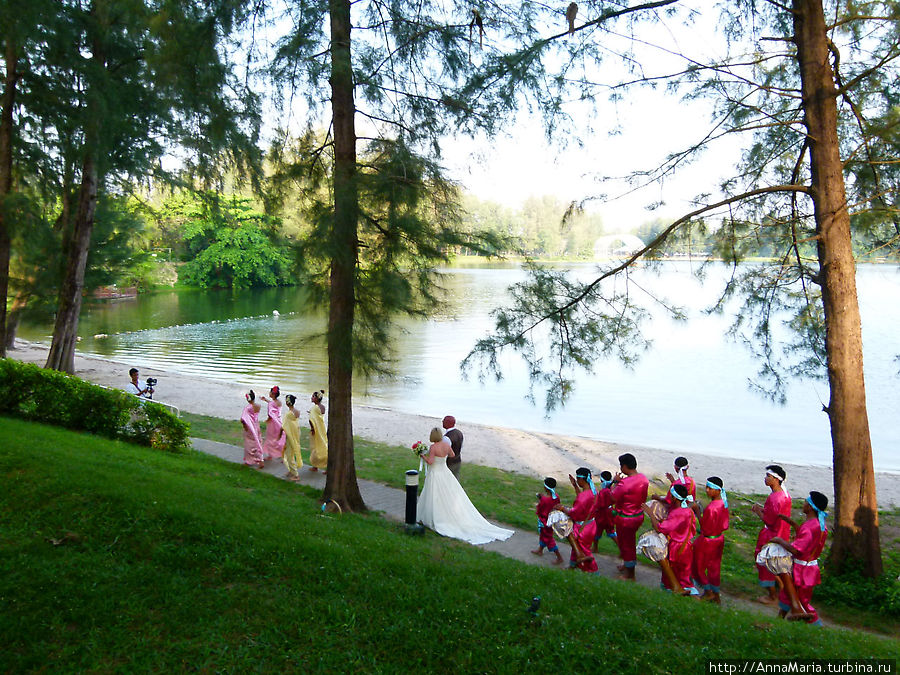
[[312, 389, 325, 403], [270, 385, 280, 398], [707, 476, 724, 489], [575, 467, 592, 479], [129, 368, 138, 377], [618, 453, 637, 470], [599, 470, 613, 482], [247, 389, 255, 402], [285, 394, 296, 406], [765, 464, 786, 482], [543, 477, 557, 489], [674, 456, 688, 468], [808, 491, 828, 512], [671, 483, 689, 499]]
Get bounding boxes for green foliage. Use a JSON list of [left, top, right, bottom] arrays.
[[271, 134, 506, 377], [173, 193, 294, 289], [0, 359, 189, 452], [2, 418, 897, 672], [818, 556, 900, 618]]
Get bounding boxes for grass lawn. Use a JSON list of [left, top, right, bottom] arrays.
[[1, 416, 897, 673], [181, 410, 900, 635]]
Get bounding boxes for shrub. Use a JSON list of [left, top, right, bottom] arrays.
[[0, 359, 190, 453], [818, 555, 900, 617]]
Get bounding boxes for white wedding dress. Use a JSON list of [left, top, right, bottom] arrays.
[[417, 456, 514, 545]]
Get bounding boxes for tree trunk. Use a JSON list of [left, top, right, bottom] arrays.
[[4, 294, 25, 351], [45, 152, 97, 373], [793, 0, 882, 577], [0, 39, 18, 358], [322, 0, 365, 512]]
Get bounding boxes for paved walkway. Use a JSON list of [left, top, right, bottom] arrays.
[[191, 438, 767, 613]]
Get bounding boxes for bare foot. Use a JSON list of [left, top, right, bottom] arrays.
[[616, 563, 626, 572], [309, 467, 318, 472], [756, 595, 777, 605], [552, 558, 563, 565], [530, 549, 543, 556]]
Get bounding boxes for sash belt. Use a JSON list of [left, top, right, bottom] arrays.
[[612, 510, 643, 519], [793, 558, 819, 567]]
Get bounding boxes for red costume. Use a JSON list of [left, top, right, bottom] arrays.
[[755, 489, 792, 585], [568, 490, 598, 573], [611, 473, 649, 567], [663, 474, 696, 507], [536, 494, 561, 551], [693, 498, 729, 592], [658, 505, 697, 592], [778, 519, 828, 624], [593, 486, 616, 540]]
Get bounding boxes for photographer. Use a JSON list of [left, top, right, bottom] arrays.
[[125, 368, 155, 398]]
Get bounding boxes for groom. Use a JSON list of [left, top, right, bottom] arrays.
[[442, 415, 463, 480]]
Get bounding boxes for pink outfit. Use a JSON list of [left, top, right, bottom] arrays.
[[568, 490, 598, 573], [262, 400, 285, 459], [663, 474, 696, 506], [755, 489, 792, 583], [593, 487, 615, 538], [241, 403, 264, 465], [778, 519, 828, 623], [658, 506, 697, 592], [693, 499, 729, 591], [611, 473, 649, 565], [536, 494, 561, 550]]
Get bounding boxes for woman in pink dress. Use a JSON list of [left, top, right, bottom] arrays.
[[240, 390, 265, 468], [260, 386, 286, 461]]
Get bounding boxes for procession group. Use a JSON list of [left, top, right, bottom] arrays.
[[534, 454, 829, 626]]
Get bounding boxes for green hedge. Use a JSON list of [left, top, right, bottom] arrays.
[[0, 359, 190, 453]]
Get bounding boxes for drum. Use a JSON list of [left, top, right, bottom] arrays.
[[637, 530, 669, 562], [644, 499, 669, 522], [756, 542, 792, 575], [546, 510, 574, 538]]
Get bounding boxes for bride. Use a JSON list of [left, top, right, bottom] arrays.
[[418, 427, 514, 545]]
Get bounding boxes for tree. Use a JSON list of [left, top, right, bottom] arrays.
[[464, 1, 898, 577], [6, 0, 260, 373], [173, 194, 294, 289], [269, 0, 511, 510]]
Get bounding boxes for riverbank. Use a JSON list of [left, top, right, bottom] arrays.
[[8, 339, 899, 506]]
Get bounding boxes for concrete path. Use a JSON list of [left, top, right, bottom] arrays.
[[191, 437, 771, 615]]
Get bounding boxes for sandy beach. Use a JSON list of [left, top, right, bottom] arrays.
[[7, 339, 899, 507]]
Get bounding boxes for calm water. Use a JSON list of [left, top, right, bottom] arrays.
[[17, 262, 900, 470]]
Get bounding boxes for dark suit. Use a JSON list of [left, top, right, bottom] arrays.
[[444, 427, 463, 479]]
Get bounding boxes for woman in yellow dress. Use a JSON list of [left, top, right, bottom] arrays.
[[282, 394, 303, 480], [308, 389, 328, 472]]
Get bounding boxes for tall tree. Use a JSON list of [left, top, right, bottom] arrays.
[[464, 1, 898, 576], [270, 0, 508, 510], [13, 0, 261, 373]]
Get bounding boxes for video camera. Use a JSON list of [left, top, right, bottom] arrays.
[[145, 377, 157, 399]]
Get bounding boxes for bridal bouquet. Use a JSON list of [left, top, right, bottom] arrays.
[[411, 441, 427, 458]]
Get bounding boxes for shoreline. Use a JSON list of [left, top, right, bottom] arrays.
[[7, 339, 899, 507]]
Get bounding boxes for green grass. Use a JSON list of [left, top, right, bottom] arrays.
[[181, 409, 900, 633], [1, 416, 897, 673]]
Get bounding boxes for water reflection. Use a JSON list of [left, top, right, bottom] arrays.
[[17, 263, 900, 470]]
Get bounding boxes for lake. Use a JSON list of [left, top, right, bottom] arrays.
[[17, 262, 900, 470]]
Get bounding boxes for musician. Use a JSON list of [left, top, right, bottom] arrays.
[[646, 483, 699, 594], [751, 464, 792, 604], [663, 456, 696, 505], [692, 476, 730, 603], [769, 491, 829, 625], [610, 453, 649, 581], [592, 470, 617, 552], [531, 477, 564, 564], [555, 467, 599, 573]]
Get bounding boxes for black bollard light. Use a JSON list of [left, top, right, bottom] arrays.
[[405, 470, 424, 534]]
